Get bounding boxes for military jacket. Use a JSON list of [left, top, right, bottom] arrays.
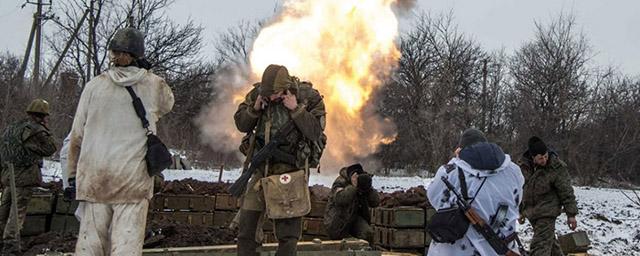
[[324, 167, 380, 239], [0, 118, 57, 187], [234, 81, 325, 175], [519, 152, 579, 221]]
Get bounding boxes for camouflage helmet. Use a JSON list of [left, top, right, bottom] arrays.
[[108, 27, 145, 58], [26, 98, 50, 115], [259, 64, 293, 97]]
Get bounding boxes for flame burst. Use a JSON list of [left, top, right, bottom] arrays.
[[248, 0, 400, 168]]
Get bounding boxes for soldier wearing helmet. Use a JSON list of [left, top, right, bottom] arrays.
[[0, 99, 57, 252], [66, 27, 174, 255]]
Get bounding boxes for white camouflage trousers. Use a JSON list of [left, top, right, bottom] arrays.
[[74, 199, 149, 256]]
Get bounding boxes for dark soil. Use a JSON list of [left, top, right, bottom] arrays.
[[161, 178, 231, 195], [144, 217, 237, 248], [379, 185, 430, 208], [309, 184, 331, 201], [21, 232, 77, 256]]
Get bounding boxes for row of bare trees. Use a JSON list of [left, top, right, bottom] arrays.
[[0, 3, 638, 185], [376, 13, 640, 185]]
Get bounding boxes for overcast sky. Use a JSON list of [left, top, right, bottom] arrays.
[[1, 0, 638, 75]]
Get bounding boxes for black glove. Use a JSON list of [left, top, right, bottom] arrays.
[[63, 178, 76, 202], [357, 173, 372, 192]]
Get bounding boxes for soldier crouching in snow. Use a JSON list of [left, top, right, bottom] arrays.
[[518, 136, 578, 256], [66, 27, 174, 255], [323, 163, 380, 245], [234, 64, 326, 256], [426, 128, 525, 255]]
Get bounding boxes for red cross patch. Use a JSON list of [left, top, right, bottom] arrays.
[[280, 174, 292, 184]]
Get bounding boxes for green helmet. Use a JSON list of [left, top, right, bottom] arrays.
[[26, 98, 50, 115], [108, 27, 145, 58], [259, 64, 293, 97]]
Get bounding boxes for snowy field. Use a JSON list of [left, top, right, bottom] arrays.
[[42, 162, 639, 255]]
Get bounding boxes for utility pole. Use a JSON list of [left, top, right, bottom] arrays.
[[32, 0, 43, 86], [18, 0, 52, 86], [86, 0, 95, 81]]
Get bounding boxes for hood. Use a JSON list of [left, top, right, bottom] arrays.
[[106, 66, 147, 87], [339, 167, 349, 180], [457, 142, 507, 173]]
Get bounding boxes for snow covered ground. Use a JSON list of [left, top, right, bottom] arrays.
[[42, 162, 639, 255]]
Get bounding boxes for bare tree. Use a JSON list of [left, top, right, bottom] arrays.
[[378, 12, 492, 170], [47, 0, 203, 84]]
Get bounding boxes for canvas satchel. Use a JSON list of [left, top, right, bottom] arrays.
[[260, 169, 311, 219]]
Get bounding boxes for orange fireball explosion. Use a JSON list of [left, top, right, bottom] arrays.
[[247, 0, 400, 168]]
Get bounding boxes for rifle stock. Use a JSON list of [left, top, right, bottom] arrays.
[[441, 176, 520, 256], [228, 121, 296, 197]]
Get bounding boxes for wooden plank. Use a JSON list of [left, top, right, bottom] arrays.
[[22, 215, 48, 236], [214, 194, 238, 210], [559, 231, 590, 253], [55, 196, 79, 215], [307, 200, 327, 217], [374, 226, 426, 249], [378, 207, 424, 228], [212, 210, 236, 228], [151, 212, 214, 226], [26, 193, 54, 215], [303, 217, 327, 236], [50, 214, 80, 233], [141, 239, 370, 253]]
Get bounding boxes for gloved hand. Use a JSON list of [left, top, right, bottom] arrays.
[[357, 173, 372, 192], [63, 178, 76, 202]]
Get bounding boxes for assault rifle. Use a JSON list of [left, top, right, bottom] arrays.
[[228, 120, 296, 197], [441, 176, 521, 256]]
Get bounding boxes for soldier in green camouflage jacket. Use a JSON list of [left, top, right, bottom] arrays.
[[0, 99, 57, 244], [324, 163, 380, 244], [519, 136, 578, 256], [234, 64, 326, 256]]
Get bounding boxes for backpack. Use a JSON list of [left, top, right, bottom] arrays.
[[427, 166, 487, 243], [293, 81, 326, 168]]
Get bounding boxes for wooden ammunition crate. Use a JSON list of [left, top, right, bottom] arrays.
[[307, 200, 327, 217], [215, 194, 239, 210], [22, 214, 48, 236], [50, 214, 80, 233], [151, 194, 216, 212], [151, 212, 214, 225], [55, 196, 79, 215], [559, 231, 590, 253], [27, 193, 55, 215], [303, 217, 326, 236], [212, 210, 236, 228], [374, 226, 426, 249], [374, 207, 425, 228]]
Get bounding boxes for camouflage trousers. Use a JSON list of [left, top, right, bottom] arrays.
[[530, 218, 564, 256], [0, 186, 33, 239], [237, 209, 302, 256], [346, 216, 374, 245]]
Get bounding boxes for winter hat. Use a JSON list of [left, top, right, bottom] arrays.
[[458, 128, 488, 148], [528, 136, 548, 156], [259, 64, 293, 97], [346, 163, 364, 177]]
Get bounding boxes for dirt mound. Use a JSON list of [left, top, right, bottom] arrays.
[[21, 232, 77, 256], [379, 186, 430, 208], [310, 184, 331, 201], [145, 218, 237, 248], [162, 178, 231, 195]]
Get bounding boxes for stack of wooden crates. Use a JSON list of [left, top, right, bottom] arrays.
[[23, 192, 80, 235], [149, 193, 238, 228], [372, 206, 436, 253]]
